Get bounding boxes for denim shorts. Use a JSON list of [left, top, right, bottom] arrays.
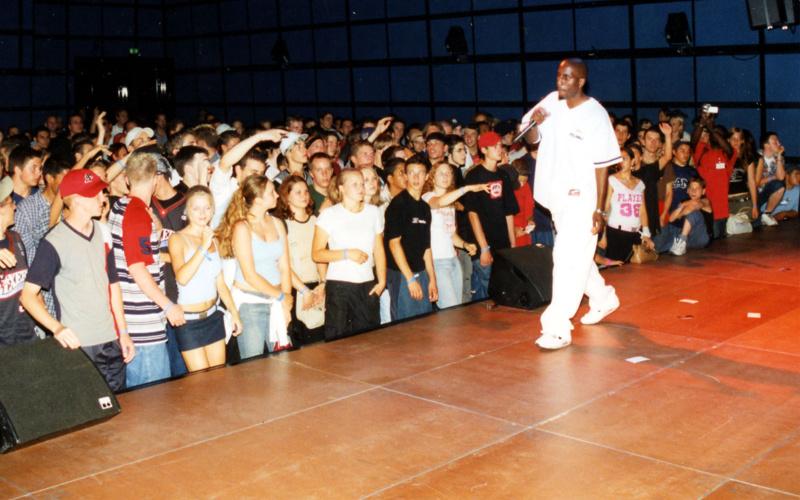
[[174, 310, 225, 351]]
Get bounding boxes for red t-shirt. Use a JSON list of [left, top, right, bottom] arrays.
[[694, 142, 737, 219], [513, 182, 534, 247], [121, 196, 157, 267]]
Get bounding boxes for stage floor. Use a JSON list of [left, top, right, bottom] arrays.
[[2, 221, 799, 499]]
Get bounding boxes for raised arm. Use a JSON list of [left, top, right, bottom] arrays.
[[426, 184, 489, 210], [218, 129, 287, 174], [657, 122, 673, 170]]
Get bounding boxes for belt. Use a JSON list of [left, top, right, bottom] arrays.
[[184, 304, 217, 320], [608, 223, 640, 233]]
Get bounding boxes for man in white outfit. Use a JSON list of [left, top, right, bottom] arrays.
[[521, 58, 622, 350]]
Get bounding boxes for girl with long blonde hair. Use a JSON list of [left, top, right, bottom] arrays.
[[215, 175, 292, 357]]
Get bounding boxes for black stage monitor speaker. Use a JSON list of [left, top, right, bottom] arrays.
[[665, 12, 692, 46], [0, 338, 121, 453], [488, 244, 553, 310], [746, 0, 799, 29]]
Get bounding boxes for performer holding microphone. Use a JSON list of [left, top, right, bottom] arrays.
[[521, 58, 622, 350]]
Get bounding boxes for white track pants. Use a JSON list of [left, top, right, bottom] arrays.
[[540, 201, 614, 336]]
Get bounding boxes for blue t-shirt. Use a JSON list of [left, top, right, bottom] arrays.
[[762, 185, 799, 215], [670, 163, 700, 228]]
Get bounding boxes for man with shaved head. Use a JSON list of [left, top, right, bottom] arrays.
[[521, 58, 622, 350]]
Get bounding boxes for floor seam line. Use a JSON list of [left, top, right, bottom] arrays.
[[25, 386, 380, 497]]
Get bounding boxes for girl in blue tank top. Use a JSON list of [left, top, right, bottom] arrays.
[[169, 186, 242, 372], [214, 175, 293, 358]]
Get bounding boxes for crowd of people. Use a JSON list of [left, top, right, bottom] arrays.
[[0, 98, 795, 390]]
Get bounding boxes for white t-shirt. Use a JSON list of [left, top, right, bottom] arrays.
[[209, 167, 239, 229], [422, 192, 457, 260], [315, 203, 384, 283], [607, 176, 645, 230], [523, 91, 621, 212]]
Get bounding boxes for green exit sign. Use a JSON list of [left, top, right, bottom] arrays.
[[129, 48, 139, 56]]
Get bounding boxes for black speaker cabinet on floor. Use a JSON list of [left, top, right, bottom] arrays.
[[488, 244, 553, 310], [0, 338, 121, 453]]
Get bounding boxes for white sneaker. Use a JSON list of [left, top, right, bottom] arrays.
[[761, 213, 778, 226], [535, 333, 571, 350], [580, 292, 620, 325], [669, 237, 687, 256]]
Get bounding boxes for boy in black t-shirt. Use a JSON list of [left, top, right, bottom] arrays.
[[463, 132, 519, 299], [384, 156, 438, 320]]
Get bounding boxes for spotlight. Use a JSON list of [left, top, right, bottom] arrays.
[[445, 26, 469, 63], [271, 39, 290, 70]]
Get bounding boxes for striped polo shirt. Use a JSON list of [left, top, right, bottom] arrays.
[[108, 196, 167, 345]]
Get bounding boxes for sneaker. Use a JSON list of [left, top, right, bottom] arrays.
[[535, 333, 571, 350], [580, 292, 620, 325], [761, 213, 778, 226], [669, 237, 687, 256]]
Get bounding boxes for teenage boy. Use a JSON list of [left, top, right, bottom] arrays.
[[308, 153, 333, 214], [8, 145, 43, 204], [384, 156, 438, 320], [654, 176, 713, 255], [109, 151, 185, 388], [0, 176, 37, 348], [761, 165, 799, 222], [16, 157, 71, 264], [755, 132, 786, 226], [210, 128, 286, 228], [463, 131, 519, 299], [22, 170, 134, 391], [276, 132, 312, 185], [150, 153, 189, 377]]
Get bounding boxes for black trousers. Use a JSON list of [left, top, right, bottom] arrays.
[[324, 280, 380, 341], [82, 339, 126, 393]]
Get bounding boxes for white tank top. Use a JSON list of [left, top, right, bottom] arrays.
[[607, 176, 645, 230]]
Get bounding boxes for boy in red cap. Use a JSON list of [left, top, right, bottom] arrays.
[[22, 169, 134, 392], [462, 131, 520, 299]]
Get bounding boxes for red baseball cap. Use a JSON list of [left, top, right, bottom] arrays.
[[478, 131, 502, 149], [60, 169, 108, 198]]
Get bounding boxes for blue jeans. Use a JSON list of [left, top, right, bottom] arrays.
[[126, 342, 171, 388], [433, 257, 462, 309], [238, 300, 275, 359], [457, 249, 473, 304], [379, 288, 391, 324], [654, 211, 710, 253], [165, 322, 188, 376], [712, 218, 727, 239], [471, 259, 492, 300], [387, 268, 432, 321]]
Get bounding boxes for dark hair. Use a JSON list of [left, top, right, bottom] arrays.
[[219, 130, 241, 148], [688, 175, 706, 189], [406, 154, 432, 172], [275, 175, 315, 220], [644, 127, 664, 143], [192, 125, 219, 149], [380, 145, 404, 167], [33, 126, 49, 138], [174, 146, 208, 178], [8, 145, 43, 173], [309, 152, 332, 169], [384, 157, 407, 178], [234, 148, 267, 169], [759, 131, 778, 149], [71, 139, 94, 157], [42, 157, 71, 184], [109, 142, 128, 157], [614, 120, 632, 135]]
